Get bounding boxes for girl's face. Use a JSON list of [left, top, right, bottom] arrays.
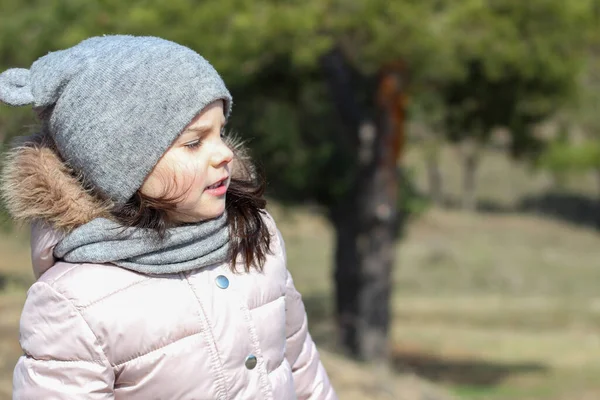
[[140, 100, 233, 223]]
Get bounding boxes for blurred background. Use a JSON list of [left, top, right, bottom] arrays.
[[1, 1, 600, 399]]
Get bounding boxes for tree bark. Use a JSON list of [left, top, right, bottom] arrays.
[[321, 49, 405, 362], [330, 197, 360, 356]]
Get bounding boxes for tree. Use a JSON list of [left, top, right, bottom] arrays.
[[0, 0, 449, 362], [537, 2, 600, 196], [408, 91, 448, 206], [435, 0, 592, 210]]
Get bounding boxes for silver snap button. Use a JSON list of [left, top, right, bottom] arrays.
[[245, 354, 257, 370], [215, 275, 229, 289]]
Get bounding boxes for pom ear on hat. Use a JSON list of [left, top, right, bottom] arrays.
[[0, 68, 34, 106]]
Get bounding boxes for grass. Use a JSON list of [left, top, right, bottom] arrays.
[[271, 203, 600, 400], [269, 143, 600, 400], [1, 144, 600, 399]]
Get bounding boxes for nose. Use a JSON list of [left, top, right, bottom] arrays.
[[210, 140, 234, 168]]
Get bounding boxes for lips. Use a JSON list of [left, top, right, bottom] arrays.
[[207, 181, 223, 190], [206, 176, 228, 190]]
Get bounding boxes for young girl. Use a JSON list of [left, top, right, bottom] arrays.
[[0, 35, 337, 400]]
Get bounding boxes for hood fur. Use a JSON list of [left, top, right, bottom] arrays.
[[1, 132, 255, 232]]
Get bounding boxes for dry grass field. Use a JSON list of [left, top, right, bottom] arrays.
[[1, 144, 600, 399]]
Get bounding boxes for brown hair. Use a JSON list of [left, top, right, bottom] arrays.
[[35, 106, 270, 272], [111, 141, 271, 273]]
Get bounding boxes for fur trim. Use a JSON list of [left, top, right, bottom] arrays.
[[0, 133, 113, 232], [0, 132, 256, 232]]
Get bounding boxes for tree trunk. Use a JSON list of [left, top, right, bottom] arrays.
[[426, 148, 444, 206], [331, 197, 360, 356], [594, 168, 600, 228], [321, 49, 405, 362], [460, 141, 480, 211]]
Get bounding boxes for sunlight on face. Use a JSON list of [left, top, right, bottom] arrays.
[[140, 100, 233, 223]]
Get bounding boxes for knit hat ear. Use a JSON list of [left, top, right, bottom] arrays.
[[0, 68, 34, 106]]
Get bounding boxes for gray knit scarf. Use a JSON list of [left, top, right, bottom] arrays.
[[54, 212, 230, 274]]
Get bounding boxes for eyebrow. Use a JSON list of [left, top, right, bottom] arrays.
[[183, 126, 212, 135], [182, 119, 226, 135]]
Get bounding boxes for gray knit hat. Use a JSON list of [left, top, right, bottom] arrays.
[[0, 35, 232, 205]]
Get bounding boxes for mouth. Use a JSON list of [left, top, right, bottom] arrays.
[[205, 176, 229, 191]]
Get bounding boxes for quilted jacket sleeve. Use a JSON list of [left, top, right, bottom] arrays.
[[13, 281, 115, 399], [276, 229, 338, 400]]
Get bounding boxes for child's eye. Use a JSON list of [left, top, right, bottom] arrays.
[[220, 126, 226, 138], [184, 139, 202, 149]]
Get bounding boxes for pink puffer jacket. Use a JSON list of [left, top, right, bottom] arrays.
[[4, 135, 337, 400], [13, 219, 336, 400]]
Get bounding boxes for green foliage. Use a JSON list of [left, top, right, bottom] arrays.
[[228, 62, 356, 207], [438, 0, 592, 157], [537, 2, 600, 175], [539, 141, 600, 173], [0, 0, 597, 210]]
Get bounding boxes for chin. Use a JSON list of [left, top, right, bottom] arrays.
[[172, 204, 226, 224], [193, 203, 227, 222]]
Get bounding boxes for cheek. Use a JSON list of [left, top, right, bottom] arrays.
[[140, 170, 168, 198], [174, 162, 209, 201]]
